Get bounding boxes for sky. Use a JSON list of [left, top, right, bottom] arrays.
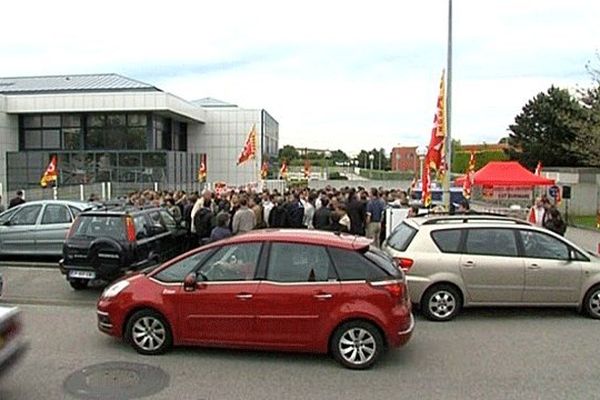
[[1, 0, 599, 156]]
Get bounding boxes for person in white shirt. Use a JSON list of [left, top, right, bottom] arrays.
[[527, 196, 545, 227]]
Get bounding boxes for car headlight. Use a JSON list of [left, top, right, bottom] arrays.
[[102, 281, 130, 299]]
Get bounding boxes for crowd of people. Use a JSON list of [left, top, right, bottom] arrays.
[[117, 185, 410, 249], [0, 185, 569, 247]]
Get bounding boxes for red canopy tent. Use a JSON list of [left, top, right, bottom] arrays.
[[454, 161, 555, 186]]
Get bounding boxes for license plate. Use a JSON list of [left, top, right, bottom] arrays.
[[68, 270, 96, 279]]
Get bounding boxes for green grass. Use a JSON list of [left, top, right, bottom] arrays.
[[571, 215, 599, 229]]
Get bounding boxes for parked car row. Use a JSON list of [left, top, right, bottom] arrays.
[[4, 203, 600, 370]]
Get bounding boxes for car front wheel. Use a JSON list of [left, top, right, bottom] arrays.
[[583, 285, 600, 319], [421, 284, 462, 321], [331, 321, 383, 370], [125, 309, 173, 355]]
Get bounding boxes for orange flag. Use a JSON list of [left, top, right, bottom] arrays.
[[462, 150, 476, 199], [237, 124, 257, 165], [40, 155, 58, 188], [303, 159, 311, 178], [260, 161, 269, 180], [534, 160, 542, 176], [279, 160, 288, 180], [198, 155, 207, 183], [426, 70, 447, 176], [422, 163, 431, 207]]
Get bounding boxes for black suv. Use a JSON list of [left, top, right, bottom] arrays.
[[59, 206, 187, 290]]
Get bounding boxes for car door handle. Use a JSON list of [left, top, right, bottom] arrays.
[[235, 293, 253, 300], [462, 261, 475, 268], [314, 293, 333, 300], [527, 264, 541, 270]]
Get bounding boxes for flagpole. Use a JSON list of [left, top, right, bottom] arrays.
[[443, 0, 453, 208]]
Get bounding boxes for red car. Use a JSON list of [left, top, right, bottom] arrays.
[[97, 229, 414, 369]]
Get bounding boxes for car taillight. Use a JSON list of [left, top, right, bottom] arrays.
[[394, 257, 414, 271], [370, 280, 407, 303], [124, 216, 136, 242], [66, 218, 82, 239]]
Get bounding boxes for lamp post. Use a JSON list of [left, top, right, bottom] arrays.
[[416, 146, 427, 180], [324, 150, 332, 180], [368, 154, 375, 179]]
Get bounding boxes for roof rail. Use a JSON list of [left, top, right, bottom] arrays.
[[421, 214, 531, 226]]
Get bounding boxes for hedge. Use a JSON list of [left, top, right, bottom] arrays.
[[452, 150, 509, 173]]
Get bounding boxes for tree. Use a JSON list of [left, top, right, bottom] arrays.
[[574, 86, 600, 166], [508, 86, 584, 169], [278, 145, 299, 162]]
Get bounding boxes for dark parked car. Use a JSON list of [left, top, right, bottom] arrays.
[[60, 206, 187, 290], [97, 229, 414, 369], [0, 200, 96, 256]]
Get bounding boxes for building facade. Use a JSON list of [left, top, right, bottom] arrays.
[[0, 74, 278, 197], [391, 146, 418, 172]]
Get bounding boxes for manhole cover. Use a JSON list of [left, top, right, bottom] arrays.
[[63, 361, 169, 399]]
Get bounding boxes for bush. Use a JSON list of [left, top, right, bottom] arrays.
[[452, 150, 508, 173]]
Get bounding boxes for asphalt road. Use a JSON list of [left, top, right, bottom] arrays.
[[0, 268, 599, 400]]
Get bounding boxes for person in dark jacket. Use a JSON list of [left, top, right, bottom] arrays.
[[346, 190, 366, 236], [313, 197, 332, 231], [286, 193, 305, 228], [8, 190, 25, 209], [268, 197, 290, 228], [543, 206, 567, 236]]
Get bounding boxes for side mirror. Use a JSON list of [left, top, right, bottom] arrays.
[[183, 272, 197, 292]]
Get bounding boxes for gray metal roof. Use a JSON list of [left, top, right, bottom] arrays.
[[192, 97, 238, 108], [0, 73, 160, 94]]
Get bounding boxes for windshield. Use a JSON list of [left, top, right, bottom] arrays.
[[73, 215, 126, 240]]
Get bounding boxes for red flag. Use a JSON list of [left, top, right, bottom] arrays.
[[260, 161, 269, 180], [462, 150, 476, 199], [40, 155, 58, 188], [237, 124, 257, 165], [422, 163, 431, 207], [198, 155, 207, 183], [279, 160, 288, 180], [534, 161, 542, 176], [303, 159, 311, 178], [426, 70, 447, 176]]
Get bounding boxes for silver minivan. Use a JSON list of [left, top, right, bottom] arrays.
[[0, 200, 95, 256], [383, 215, 600, 321]]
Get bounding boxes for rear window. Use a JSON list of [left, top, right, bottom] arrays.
[[329, 247, 395, 281], [364, 247, 404, 280], [386, 222, 417, 251], [74, 215, 126, 240], [431, 229, 463, 253]]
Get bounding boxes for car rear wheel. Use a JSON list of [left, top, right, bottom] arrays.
[[421, 284, 462, 321], [125, 310, 173, 355], [68, 279, 88, 290], [331, 321, 383, 370], [583, 285, 600, 319]]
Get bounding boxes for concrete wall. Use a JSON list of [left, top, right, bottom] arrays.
[[544, 169, 600, 216], [0, 95, 19, 202], [199, 108, 279, 186]]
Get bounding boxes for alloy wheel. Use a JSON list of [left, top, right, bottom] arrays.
[[588, 289, 600, 318], [338, 328, 377, 367], [428, 290, 457, 319], [132, 317, 167, 352]]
